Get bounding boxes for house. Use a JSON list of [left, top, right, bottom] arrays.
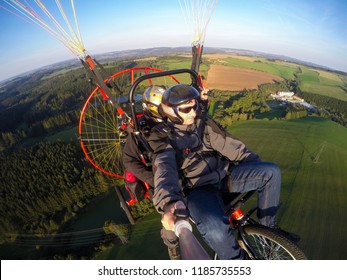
[[277, 91, 294, 97]]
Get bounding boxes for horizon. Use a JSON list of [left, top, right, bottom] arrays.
[[1, 45, 344, 85], [0, 0, 346, 81]]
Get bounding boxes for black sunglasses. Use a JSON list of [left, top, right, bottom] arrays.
[[177, 102, 198, 114]]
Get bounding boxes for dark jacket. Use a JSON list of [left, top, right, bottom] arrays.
[[147, 116, 260, 213], [122, 132, 155, 187]]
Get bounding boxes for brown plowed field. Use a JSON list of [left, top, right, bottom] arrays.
[[207, 65, 283, 91]]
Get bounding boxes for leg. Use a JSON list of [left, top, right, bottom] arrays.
[[228, 161, 281, 227], [187, 188, 243, 260]]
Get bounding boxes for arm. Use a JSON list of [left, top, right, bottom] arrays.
[[147, 126, 185, 213]]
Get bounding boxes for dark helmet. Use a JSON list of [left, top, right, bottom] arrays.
[[142, 85, 166, 119], [160, 84, 200, 124]]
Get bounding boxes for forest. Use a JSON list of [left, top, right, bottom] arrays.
[[0, 141, 114, 236], [299, 91, 347, 127]]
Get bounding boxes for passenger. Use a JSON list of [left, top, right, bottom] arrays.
[[122, 85, 181, 260], [146, 84, 283, 259]]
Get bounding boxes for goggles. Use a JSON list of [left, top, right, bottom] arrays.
[[176, 101, 198, 114]]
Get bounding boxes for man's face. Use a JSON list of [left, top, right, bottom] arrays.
[[176, 99, 197, 125]]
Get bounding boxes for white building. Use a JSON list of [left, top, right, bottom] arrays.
[[277, 91, 294, 97]]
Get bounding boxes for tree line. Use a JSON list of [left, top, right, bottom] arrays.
[[0, 57, 193, 152], [211, 81, 292, 126], [298, 91, 347, 127]]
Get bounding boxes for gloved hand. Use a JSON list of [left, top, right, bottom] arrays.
[[161, 201, 186, 231]]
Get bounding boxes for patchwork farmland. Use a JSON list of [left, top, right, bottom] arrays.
[[206, 64, 284, 91]]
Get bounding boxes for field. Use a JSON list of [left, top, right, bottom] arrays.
[[228, 117, 347, 259], [96, 211, 168, 260], [221, 56, 298, 80], [206, 64, 283, 91], [298, 67, 347, 101]]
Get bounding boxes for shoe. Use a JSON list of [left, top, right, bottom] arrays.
[[273, 227, 301, 243], [168, 246, 181, 260]]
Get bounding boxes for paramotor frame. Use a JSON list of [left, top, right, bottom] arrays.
[[78, 67, 183, 178], [128, 68, 201, 132]]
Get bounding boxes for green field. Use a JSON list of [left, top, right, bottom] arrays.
[[298, 67, 347, 101], [96, 211, 168, 260], [41, 67, 80, 80], [223, 57, 297, 80], [228, 117, 347, 259]]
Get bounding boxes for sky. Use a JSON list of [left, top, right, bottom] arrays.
[[0, 0, 346, 82]]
